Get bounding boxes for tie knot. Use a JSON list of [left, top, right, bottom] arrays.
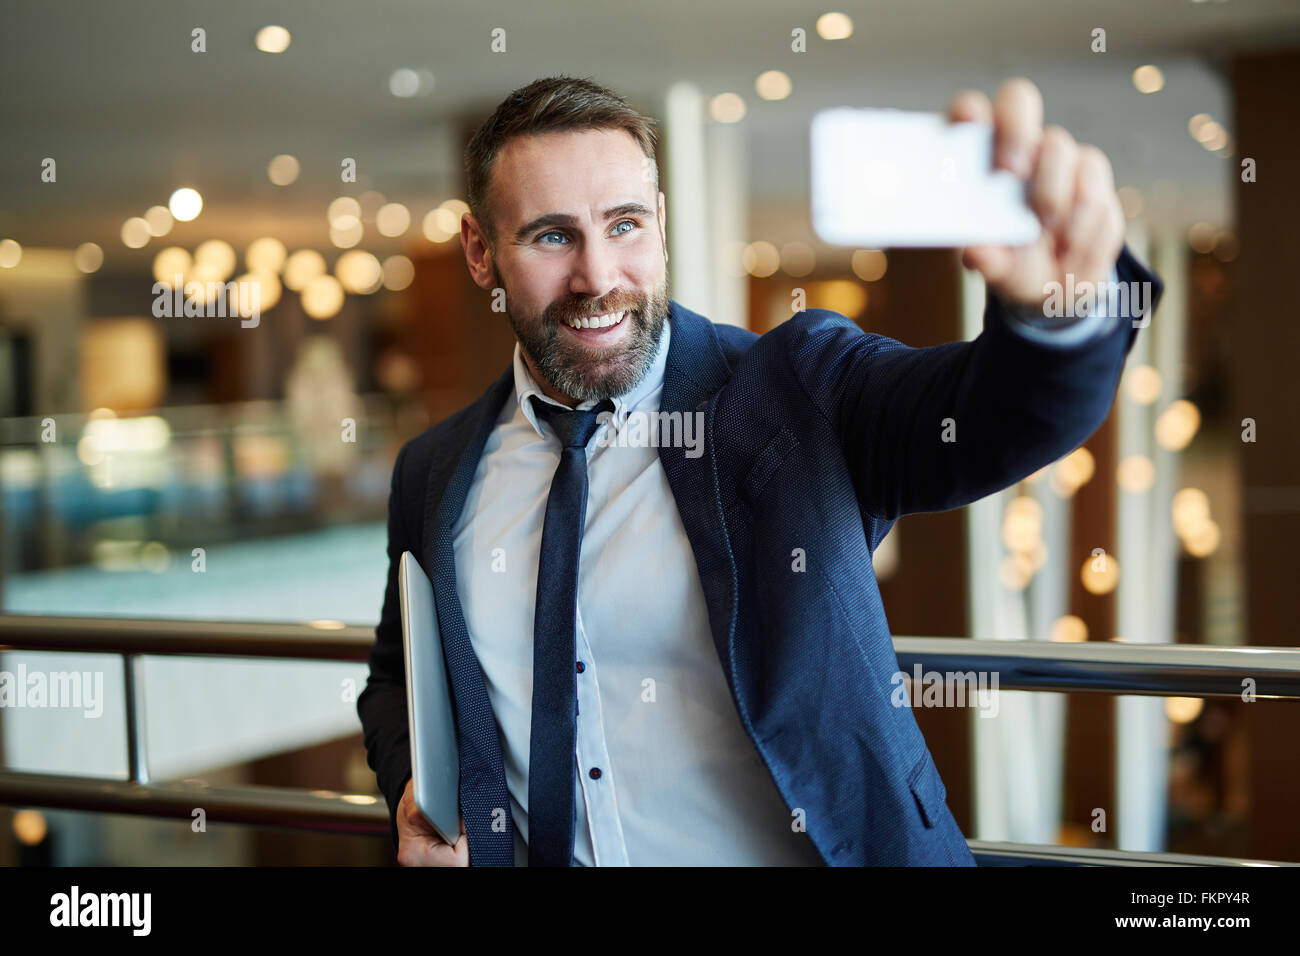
[[531, 397, 614, 449]]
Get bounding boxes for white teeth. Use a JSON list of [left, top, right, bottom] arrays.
[[566, 311, 627, 330]]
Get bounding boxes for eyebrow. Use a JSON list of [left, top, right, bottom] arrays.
[[513, 202, 654, 243]]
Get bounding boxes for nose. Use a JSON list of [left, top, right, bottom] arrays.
[[568, 235, 619, 301]]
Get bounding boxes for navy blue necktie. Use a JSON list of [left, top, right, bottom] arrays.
[[528, 396, 614, 867]]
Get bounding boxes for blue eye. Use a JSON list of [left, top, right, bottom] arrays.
[[536, 220, 638, 245]]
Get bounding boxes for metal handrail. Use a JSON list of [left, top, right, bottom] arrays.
[[0, 772, 1289, 865], [967, 841, 1290, 867], [3, 615, 1298, 698], [2, 615, 1298, 865], [893, 636, 1300, 700], [0, 772, 388, 836], [0, 616, 374, 661]]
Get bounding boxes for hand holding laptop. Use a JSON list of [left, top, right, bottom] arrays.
[[396, 778, 468, 867]]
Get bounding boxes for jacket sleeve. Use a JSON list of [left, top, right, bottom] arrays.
[[356, 440, 414, 852], [786, 244, 1163, 520]]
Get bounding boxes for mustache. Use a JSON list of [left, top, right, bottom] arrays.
[[547, 299, 640, 323]]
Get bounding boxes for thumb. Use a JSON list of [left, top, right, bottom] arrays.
[[961, 245, 1013, 286]]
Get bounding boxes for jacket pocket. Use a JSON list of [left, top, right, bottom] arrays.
[[740, 427, 800, 506], [906, 750, 948, 829]]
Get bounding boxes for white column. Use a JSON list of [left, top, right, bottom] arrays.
[[663, 83, 713, 317], [1113, 223, 1174, 852], [705, 121, 748, 327], [1149, 229, 1188, 656], [1028, 469, 1069, 844]]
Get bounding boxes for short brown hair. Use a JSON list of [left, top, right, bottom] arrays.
[[463, 75, 660, 249]]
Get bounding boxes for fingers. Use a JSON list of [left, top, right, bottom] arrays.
[[992, 78, 1043, 179], [1029, 128, 1120, 279], [1029, 125, 1079, 236], [952, 84, 1020, 291], [395, 818, 460, 866], [956, 77, 1123, 305], [395, 806, 469, 867], [1074, 144, 1116, 216], [397, 783, 438, 839], [1061, 199, 1111, 286], [396, 808, 449, 865], [398, 835, 448, 866], [963, 231, 1058, 307], [399, 835, 467, 867], [946, 88, 992, 125], [1060, 146, 1124, 283]]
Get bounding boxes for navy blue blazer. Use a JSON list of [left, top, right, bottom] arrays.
[[358, 245, 1163, 865]]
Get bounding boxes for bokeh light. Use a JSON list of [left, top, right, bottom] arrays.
[[1081, 552, 1119, 594], [376, 203, 411, 237], [851, 249, 887, 282], [1155, 400, 1201, 451], [382, 254, 415, 291], [1050, 615, 1089, 643], [755, 70, 792, 101], [120, 217, 150, 249], [335, 250, 383, 294], [74, 242, 104, 273], [302, 274, 344, 319], [246, 237, 287, 274], [152, 246, 192, 285], [0, 239, 22, 268], [710, 93, 746, 123], [194, 239, 237, 281], [255, 26, 291, 53], [816, 12, 854, 39], [168, 187, 203, 222], [283, 249, 327, 291], [268, 154, 300, 186], [144, 205, 173, 237]]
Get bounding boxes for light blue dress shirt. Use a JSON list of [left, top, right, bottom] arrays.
[[450, 285, 1116, 866]]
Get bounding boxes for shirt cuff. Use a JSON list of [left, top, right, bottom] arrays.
[[1000, 266, 1121, 348]]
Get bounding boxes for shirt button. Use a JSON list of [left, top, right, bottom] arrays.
[[576, 661, 585, 673], [589, 767, 602, 780]]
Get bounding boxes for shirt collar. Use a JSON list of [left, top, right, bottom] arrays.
[[512, 316, 671, 439]]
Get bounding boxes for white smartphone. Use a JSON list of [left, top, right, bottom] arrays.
[[810, 107, 1042, 248]]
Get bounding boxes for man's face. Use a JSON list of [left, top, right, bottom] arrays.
[[465, 128, 669, 404]]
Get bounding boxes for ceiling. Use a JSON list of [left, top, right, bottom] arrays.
[[2, 0, 1299, 267]]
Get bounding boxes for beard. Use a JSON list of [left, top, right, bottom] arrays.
[[496, 265, 670, 403]]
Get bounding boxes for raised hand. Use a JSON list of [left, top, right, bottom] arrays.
[[946, 78, 1125, 312]]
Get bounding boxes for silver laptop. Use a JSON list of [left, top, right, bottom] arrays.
[[398, 550, 461, 845]]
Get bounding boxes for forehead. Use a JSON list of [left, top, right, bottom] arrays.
[[490, 128, 653, 225]]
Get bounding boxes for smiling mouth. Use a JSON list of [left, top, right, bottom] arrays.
[[562, 310, 630, 333]]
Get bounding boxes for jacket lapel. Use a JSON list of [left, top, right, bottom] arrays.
[[657, 301, 742, 692], [421, 365, 516, 865]]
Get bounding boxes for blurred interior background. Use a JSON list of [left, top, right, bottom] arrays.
[[1, 0, 1298, 865]]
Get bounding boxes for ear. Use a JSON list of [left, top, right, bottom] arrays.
[[462, 213, 498, 291], [658, 190, 668, 262]]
